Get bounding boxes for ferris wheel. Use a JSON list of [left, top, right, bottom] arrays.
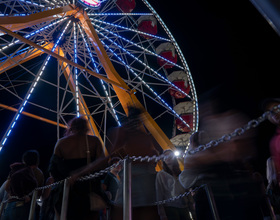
[[0, 0, 198, 154]]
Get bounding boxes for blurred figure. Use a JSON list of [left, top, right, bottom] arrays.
[[22, 150, 44, 190], [179, 108, 265, 220], [71, 106, 162, 220], [39, 175, 55, 220], [102, 157, 122, 220], [102, 157, 122, 202], [0, 180, 8, 204], [266, 157, 280, 219], [22, 150, 45, 219], [1, 150, 41, 220], [156, 150, 195, 220], [48, 116, 105, 220], [263, 98, 280, 182], [263, 98, 280, 217]]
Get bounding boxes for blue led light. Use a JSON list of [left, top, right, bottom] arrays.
[[77, 24, 121, 126], [0, 20, 72, 148], [96, 30, 192, 130], [91, 18, 170, 42], [88, 13, 153, 16], [95, 27, 191, 99], [93, 22, 183, 70], [74, 23, 80, 117]]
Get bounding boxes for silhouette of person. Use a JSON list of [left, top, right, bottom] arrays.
[[48, 116, 104, 220], [71, 106, 162, 220], [1, 150, 42, 220]]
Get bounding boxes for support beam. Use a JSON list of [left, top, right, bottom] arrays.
[[0, 103, 67, 128], [0, 25, 128, 92], [0, 5, 77, 33], [75, 11, 175, 151], [0, 42, 106, 153]]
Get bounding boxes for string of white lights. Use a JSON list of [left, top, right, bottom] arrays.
[[90, 18, 171, 42], [88, 13, 153, 16], [73, 23, 80, 117], [94, 25, 192, 101], [142, 0, 199, 132], [0, 20, 72, 150], [18, 0, 48, 8], [77, 23, 121, 126], [93, 22, 184, 70], [0, 17, 67, 53], [96, 31, 192, 131]]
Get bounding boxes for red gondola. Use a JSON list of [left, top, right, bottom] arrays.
[[116, 0, 136, 13], [168, 71, 190, 98], [156, 42, 177, 69], [174, 102, 193, 132], [137, 15, 157, 39]]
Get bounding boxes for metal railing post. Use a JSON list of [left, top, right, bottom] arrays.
[[123, 157, 132, 220], [264, 195, 277, 220], [60, 179, 70, 220], [0, 202, 5, 217], [28, 190, 38, 220], [204, 184, 220, 220]]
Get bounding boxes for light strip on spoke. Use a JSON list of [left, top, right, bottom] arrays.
[[73, 23, 80, 117], [1, 20, 71, 150], [77, 24, 121, 126], [97, 34, 192, 131], [95, 27, 191, 100], [91, 18, 171, 42]]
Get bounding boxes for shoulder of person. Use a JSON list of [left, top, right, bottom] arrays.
[[88, 135, 102, 144], [156, 170, 170, 179]]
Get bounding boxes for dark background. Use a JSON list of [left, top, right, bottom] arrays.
[[149, 0, 280, 178], [1, 0, 280, 184]]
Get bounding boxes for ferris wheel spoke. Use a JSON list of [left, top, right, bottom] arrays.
[[95, 27, 192, 102], [98, 37, 191, 129], [0, 20, 72, 148], [91, 17, 171, 42], [93, 22, 182, 70], [75, 23, 121, 125]]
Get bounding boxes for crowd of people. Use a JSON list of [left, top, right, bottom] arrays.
[[0, 99, 280, 220]]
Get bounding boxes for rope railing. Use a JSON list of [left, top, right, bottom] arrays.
[[1, 104, 280, 219]]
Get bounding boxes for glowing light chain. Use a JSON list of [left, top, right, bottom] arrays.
[[93, 22, 183, 70], [73, 23, 80, 117], [142, 0, 198, 131], [0, 14, 28, 17], [77, 24, 121, 126], [97, 31, 192, 131], [87, 13, 153, 16], [94, 25, 191, 100], [0, 20, 72, 150], [0, 17, 67, 53], [91, 18, 170, 42], [18, 0, 47, 8]]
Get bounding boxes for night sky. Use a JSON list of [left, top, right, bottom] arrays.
[[1, 0, 280, 183]]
